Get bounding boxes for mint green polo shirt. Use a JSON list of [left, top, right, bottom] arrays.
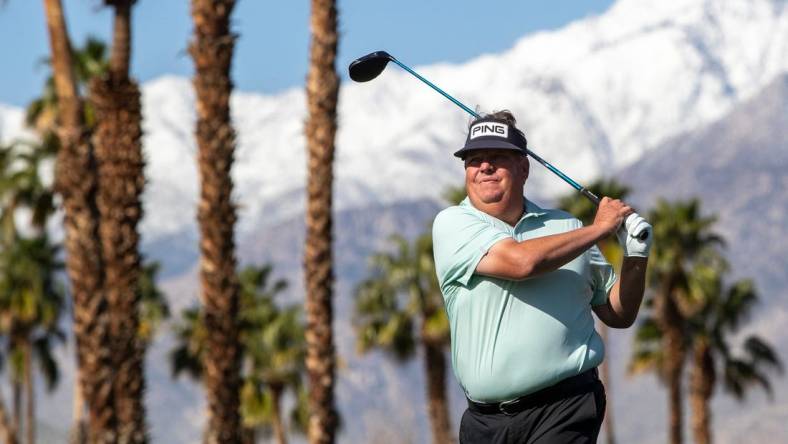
[[432, 198, 616, 402]]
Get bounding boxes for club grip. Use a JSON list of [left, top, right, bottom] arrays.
[[581, 188, 600, 205]]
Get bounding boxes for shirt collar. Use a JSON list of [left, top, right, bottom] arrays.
[[459, 197, 547, 220], [522, 199, 547, 219]]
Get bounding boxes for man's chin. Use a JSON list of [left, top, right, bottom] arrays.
[[477, 192, 505, 204]]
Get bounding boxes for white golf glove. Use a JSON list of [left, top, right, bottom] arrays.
[[616, 213, 653, 257]]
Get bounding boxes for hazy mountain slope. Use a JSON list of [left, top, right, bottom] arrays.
[[610, 73, 788, 444], [620, 73, 788, 303]]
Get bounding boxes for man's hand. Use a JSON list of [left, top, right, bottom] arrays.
[[616, 213, 653, 257], [592, 197, 633, 237]]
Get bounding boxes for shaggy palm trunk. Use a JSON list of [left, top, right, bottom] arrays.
[[240, 427, 255, 444], [655, 281, 685, 444], [90, 1, 148, 442], [598, 323, 615, 444], [271, 385, 287, 444], [304, 1, 340, 443], [70, 378, 87, 444], [423, 340, 452, 444], [189, 1, 242, 442], [12, 378, 20, 438], [43, 0, 115, 442], [690, 339, 715, 444], [596, 240, 619, 444], [23, 343, 34, 444], [9, 327, 22, 444]]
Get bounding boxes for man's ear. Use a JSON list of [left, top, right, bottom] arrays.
[[522, 156, 530, 179]]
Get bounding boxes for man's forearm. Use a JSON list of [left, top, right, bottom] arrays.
[[607, 256, 648, 326], [521, 225, 611, 277], [478, 224, 612, 280]]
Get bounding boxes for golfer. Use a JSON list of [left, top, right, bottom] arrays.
[[432, 111, 651, 443]]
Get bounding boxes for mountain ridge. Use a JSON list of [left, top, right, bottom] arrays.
[[2, 0, 785, 245]]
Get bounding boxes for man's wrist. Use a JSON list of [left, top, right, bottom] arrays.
[[589, 221, 616, 241]]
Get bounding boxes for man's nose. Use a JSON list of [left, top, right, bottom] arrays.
[[479, 160, 494, 172]]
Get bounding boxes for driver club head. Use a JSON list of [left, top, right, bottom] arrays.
[[348, 51, 394, 82]]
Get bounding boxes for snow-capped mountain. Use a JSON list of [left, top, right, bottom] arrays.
[[2, 0, 786, 244]]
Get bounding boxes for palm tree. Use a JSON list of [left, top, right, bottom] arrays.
[[304, 0, 341, 441], [188, 0, 243, 441], [25, 35, 111, 444], [26, 37, 108, 136], [40, 1, 116, 442], [631, 199, 722, 444], [237, 266, 307, 444], [685, 253, 782, 444], [136, 261, 170, 344], [0, 140, 56, 236], [0, 137, 66, 444], [87, 1, 148, 441], [0, 235, 65, 444], [172, 265, 306, 444], [558, 179, 630, 444], [355, 233, 453, 444]]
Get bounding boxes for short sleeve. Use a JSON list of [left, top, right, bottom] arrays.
[[432, 206, 511, 293], [588, 244, 617, 306]]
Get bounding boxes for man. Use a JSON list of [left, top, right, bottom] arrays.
[[432, 111, 651, 443]]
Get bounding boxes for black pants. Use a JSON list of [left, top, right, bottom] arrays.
[[460, 377, 606, 444]]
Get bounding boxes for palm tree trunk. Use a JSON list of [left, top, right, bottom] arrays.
[[0, 385, 18, 444], [598, 322, 616, 444], [271, 385, 288, 444], [90, 1, 148, 442], [304, 0, 339, 444], [189, 1, 242, 442], [664, 331, 684, 444], [70, 375, 87, 444], [240, 427, 255, 444], [690, 339, 715, 444], [655, 283, 685, 444], [23, 342, 34, 444], [304, 1, 340, 443], [109, 0, 131, 79], [423, 341, 453, 444], [12, 378, 20, 440], [42, 0, 116, 442]]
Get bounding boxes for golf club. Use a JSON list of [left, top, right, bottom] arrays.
[[349, 50, 649, 241]]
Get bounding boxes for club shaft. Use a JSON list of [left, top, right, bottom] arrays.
[[390, 58, 481, 118], [391, 56, 596, 204]]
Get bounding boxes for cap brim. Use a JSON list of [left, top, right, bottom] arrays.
[[454, 139, 527, 158]]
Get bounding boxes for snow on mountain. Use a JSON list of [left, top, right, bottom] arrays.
[[1, 0, 787, 245], [138, 0, 788, 242]]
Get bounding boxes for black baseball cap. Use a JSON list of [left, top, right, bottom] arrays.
[[453, 117, 528, 159]]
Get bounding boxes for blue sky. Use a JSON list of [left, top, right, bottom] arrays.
[[0, 0, 614, 107]]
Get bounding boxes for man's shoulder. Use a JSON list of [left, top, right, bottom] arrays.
[[434, 204, 482, 230], [435, 198, 485, 220]]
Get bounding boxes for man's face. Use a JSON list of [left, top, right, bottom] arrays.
[[464, 149, 529, 205]]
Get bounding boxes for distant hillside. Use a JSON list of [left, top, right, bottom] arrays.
[[621, 74, 788, 304], [611, 73, 788, 444]]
